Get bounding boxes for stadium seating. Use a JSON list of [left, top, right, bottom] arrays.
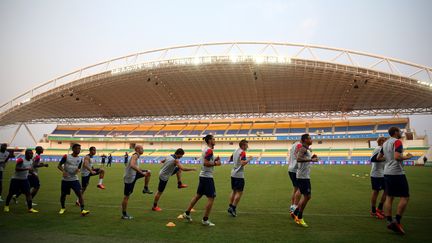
[[42, 118, 427, 166]]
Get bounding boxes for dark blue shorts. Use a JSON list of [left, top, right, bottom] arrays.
[[81, 168, 102, 188], [384, 174, 409, 197], [197, 177, 216, 198], [371, 177, 385, 191], [297, 179, 311, 196], [9, 178, 30, 195], [123, 170, 149, 196], [61, 180, 82, 195], [288, 171, 298, 188], [231, 177, 245, 192], [158, 178, 168, 193], [28, 174, 40, 189]]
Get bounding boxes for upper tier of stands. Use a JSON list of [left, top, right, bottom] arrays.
[[50, 118, 409, 137]]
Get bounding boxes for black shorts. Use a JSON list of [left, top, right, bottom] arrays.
[[371, 177, 385, 191], [9, 178, 30, 195], [288, 171, 298, 188], [123, 170, 149, 196], [158, 178, 168, 193], [0, 171, 3, 180], [81, 168, 102, 188], [61, 180, 82, 195], [297, 179, 311, 195], [197, 177, 216, 198], [384, 174, 409, 197], [28, 174, 40, 189], [231, 177, 245, 192]]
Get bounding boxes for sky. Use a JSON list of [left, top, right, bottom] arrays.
[[0, 0, 431, 146]]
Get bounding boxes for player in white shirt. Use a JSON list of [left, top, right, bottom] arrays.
[[151, 148, 196, 211], [182, 135, 221, 226], [0, 143, 11, 202], [227, 139, 252, 217]]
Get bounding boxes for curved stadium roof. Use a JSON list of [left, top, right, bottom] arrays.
[[1, 42, 432, 126]]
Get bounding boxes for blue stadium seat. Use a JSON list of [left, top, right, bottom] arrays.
[[238, 129, 249, 135], [377, 123, 406, 130], [348, 125, 374, 132], [290, 128, 306, 133], [189, 130, 203, 136], [335, 126, 348, 132], [250, 129, 273, 134], [203, 130, 223, 135], [275, 128, 290, 134], [145, 130, 158, 136], [129, 131, 147, 136], [109, 131, 132, 136], [76, 130, 99, 135], [97, 131, 111, 136], [309, 127, 332, 133], [179, 130, 191, 135], [157, 130, 181, 136], [52, 130, 76, 135], [226, 130, 239, 135]]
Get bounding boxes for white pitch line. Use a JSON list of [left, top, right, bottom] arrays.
[[28, 200, 432, 220]]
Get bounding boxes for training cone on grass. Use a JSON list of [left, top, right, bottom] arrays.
[[191, 208, 196, 212], [166, 222, 176, 227], [177, 214, 184, 219]]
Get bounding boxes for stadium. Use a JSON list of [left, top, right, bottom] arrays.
[[1, 42, 431, 164], [0, 42, 432, 242]]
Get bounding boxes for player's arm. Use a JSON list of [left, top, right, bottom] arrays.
[[83, 156, 95, 174], [174, 159, 196, 171], [394, 140, 412, 161], [203, 149, 220, 167], [57, 155, 69, 177], [203, 157, 221, 167], [0, 153, 10, 167], [33, 156, 48, 168], [160, 158, 166, 163], [296, 147, 318, 163], [240, 152, 253, 166], [371, 152, 385, 162], [376, 147, 385, 161], [130, 154, 146, 176]]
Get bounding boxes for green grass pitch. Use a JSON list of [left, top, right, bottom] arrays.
[[1, 163, 431, 242]]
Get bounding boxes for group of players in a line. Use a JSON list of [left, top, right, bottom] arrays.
[[0, 126, 412, 234]]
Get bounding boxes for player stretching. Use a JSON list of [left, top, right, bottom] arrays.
[[292, 134, 319, 227], [369, 137, 387, 219], [57, 144, 90, 216], [121, 145, 153, 219], [183, 134, 221, 226], [0, 143, 10, 202], [227, 139, 252, 217], [378, 127, 413, 234], [288, 140, 302, 217], [77, 147, 106, 206], [152, 148, 196, 211], [4, 149, 38, 213]]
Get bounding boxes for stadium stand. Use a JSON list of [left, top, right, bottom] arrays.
[[39, 118, 428, 165]]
